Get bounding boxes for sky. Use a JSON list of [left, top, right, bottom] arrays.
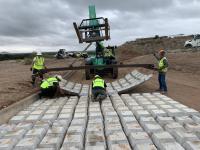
[[0, 0, 200, 53]]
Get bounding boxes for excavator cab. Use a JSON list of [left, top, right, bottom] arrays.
[[73, 5, 110, 43]]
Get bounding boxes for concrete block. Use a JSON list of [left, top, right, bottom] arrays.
[[172, 130, 199, 144], [135, 110, 151, 119], [135, 143, 157, 150], [15, 122, 33, 130], [17, 110, 31, 116], [159, 142, 185, 150], [183, 140, 200, 150], [129, 131, 152, 147], [165, 108, 184, 117], [86, 132, 105, 145], [185, 123, 200, 132], [36, 148, 55, 150], [62, 134, 83, 149], [118, 110, 133, 117], [105, 123, 123, 135], [25, 115, 42, 122], [144, 105, 158, 110], [31, 110, 45, 115], [182, 108, 199, 115], [87, 123, 104, 133], [156, 116, 174, 126], [121, 116, 137, 126], [165, 122, 185, 133], [34, 121, 50, 129], [107, 131, 127, 144], [26, 127, 47, 140], [175, 116, 194, 125], [150, 109, 167, 118], [123, 122, 143, 134], [89, 112, 102, 118], [45, 109, 59, 114], [58, 113, 72, 120], [192, 115, 200, 123], [71, 118, 87, 126], [104, 111, 118, 117], [85, 145, 106, 150], [88, 117, 103, 125], [131, 106, 144, 111], [68, 125, 85, 135], [47, 126, 66, 135], [0, 138, 17, 150], [152, 131, 175, 149], [39, 135, 63, 149], [139, 117, 156, 124], [142, 123, 163, 134], [109, 143, 132, 150], [159, 104, 173, 109], [9, 115, 26, 124], [14, 137, 40, 150], [41, 114, 57, 122], [52, 119, 70, 127], [4, 129, 26, 140]]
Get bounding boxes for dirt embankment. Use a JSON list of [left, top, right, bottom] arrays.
[[0, 58, 79, 109]]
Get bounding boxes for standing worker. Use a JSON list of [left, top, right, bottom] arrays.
[[154, 49, 169, 94], [30, 51, 46, 85], [92, 75, 107, 101], [39, 75, 62, 98]]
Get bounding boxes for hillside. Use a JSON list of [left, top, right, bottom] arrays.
[[116, 35, 193, 61]]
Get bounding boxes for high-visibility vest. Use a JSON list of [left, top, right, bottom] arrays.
[[40, 77, 58, 89], [104, 49, 113, 57], [33, 56, 44, 70], [159, 57, 168, 73], [92, 78, 105, 88]]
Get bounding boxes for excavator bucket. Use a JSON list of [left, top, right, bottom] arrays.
[[73, 5, 110, 43]]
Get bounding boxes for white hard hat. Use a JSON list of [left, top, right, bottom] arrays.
[[37, 51, 42, 55], [55, 75, 62, 81]]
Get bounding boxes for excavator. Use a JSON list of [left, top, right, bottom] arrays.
[[73, 5, 118, 80]]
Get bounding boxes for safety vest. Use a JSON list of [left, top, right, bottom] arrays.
[[159, 57, 168, 73], [104, 49, 113, 57], [92, 78, 105, 88], [33, 56, 44, 70], [40, 77, 58, 89]]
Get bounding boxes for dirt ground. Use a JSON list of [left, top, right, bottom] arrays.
[[0, 58, 81, 109], [0, 51, 200, 111]]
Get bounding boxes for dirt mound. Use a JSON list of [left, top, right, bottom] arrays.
[[116, 35, 193, 60]]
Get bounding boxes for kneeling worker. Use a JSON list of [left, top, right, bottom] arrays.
[[92, 75, 107, 101], [39, 75, 62, 98]]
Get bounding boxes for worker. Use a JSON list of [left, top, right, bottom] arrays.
[[39, 75, 62, 98], [92, 75, 107, 101], [30, 51, 46, 85], [154, 49, 169, 94]]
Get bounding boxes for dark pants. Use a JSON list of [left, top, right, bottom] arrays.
[[92, 88, 106, 101], [40, 86, 57, 98], [158, 73, 167, 92], [32, 69, 44, 83]]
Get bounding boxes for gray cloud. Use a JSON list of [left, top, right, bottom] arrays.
[[0, 0, 200, 52]]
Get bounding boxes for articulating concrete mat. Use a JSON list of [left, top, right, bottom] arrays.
[[1, 93, 200, 149], [59, 70, 152, 96]]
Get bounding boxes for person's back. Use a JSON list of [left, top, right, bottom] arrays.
[[92, 75, 107, 101]]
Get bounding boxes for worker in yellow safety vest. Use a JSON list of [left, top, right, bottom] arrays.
[[30, 51, 46, 85], [39, 75, 62, 98], [154, 49, 169, 94], [91, 75, 107, 101]]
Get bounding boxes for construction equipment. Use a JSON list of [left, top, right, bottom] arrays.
[[55, 49, 68, 59], [73, 5, 118, 80]]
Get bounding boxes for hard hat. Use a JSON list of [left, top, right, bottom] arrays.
[[55, 75, 62, 81], [95, 75, 101, 78], [37, 51, 42, 56], [159, 49, 165, 53]]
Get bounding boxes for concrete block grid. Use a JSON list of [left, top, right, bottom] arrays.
[[1, 93, 200, 149]]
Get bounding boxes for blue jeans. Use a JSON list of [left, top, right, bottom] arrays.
[[158, 73, 167, 92]]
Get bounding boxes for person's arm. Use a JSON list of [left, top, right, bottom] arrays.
[[30, 57, 36, 71], [104, 82, 107, 88], [153, 53, 159, 61]]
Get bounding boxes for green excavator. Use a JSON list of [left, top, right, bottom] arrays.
[[73, 5, 118, 80]]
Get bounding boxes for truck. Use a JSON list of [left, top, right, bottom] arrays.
[[184, 34, 200, 48]]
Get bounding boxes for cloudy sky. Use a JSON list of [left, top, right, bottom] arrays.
[[0, 0, 200, 52]]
